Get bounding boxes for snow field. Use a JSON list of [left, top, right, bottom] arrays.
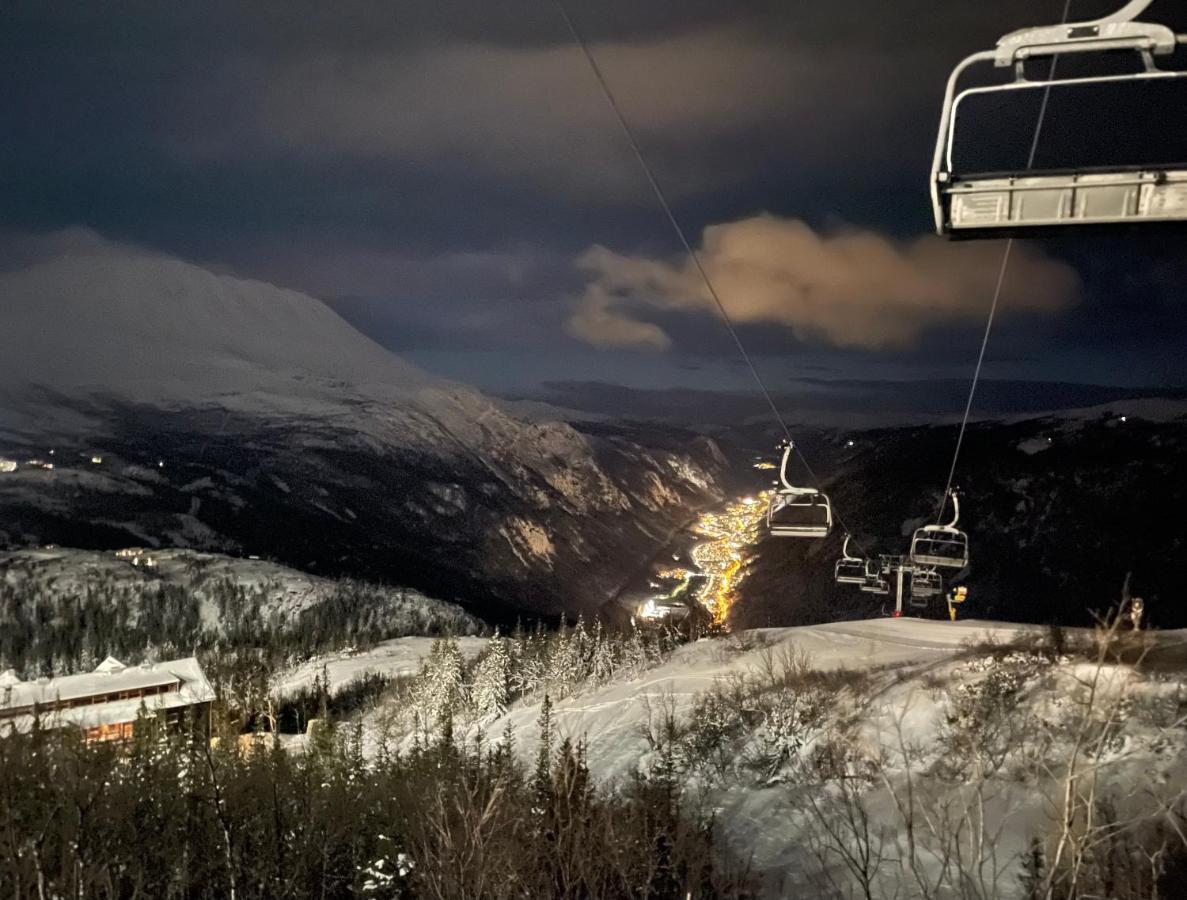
[[320, 617, 1187, 898]]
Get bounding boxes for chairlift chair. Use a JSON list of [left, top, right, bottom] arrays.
[[767, 442, 832, 538], [860, 575, 890, 595], [834, 534, 867, 584], [859, 557, 889, 594], [910, 491, 970, 570], [931, 0, 1187, 237], [910, 568, 943, 598], [909, 568, 944, 608]]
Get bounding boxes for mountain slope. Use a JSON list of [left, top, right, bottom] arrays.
[[736, 405, 1187, 629], [0, 243, 726, 618], [0, 546, 482, 676]]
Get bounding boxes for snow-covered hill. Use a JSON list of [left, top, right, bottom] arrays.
[[0, 251, 433, 408], [0, 241, 726, 617], [335, 618, 1187, 898], [0, 546, 481, 675]]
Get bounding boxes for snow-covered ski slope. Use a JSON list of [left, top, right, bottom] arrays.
[[274, 636, 487, 698], [489, 618, 1067, 773], [350, 618, 1187, 897]]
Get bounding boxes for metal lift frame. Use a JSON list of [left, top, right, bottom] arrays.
[[931, 0, 1187, 237], [834, 534, 868, 584], [910, 491, 970, 570], [768, 442, 833, 538]]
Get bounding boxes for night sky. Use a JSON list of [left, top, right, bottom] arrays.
[[3, 0, 1186, 412]]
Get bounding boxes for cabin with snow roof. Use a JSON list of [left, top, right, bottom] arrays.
[[0, 656, 215, 743]]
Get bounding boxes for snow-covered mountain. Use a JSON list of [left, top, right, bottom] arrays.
[[0, 243, 726, 618]]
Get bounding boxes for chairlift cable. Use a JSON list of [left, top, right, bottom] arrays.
[[936, 0, 1074, 522], [550, 0, 870, 551]]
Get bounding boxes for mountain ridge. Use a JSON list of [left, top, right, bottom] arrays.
[[0, 243, 726, 619]]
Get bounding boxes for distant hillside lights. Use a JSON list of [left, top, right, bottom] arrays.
[[114, 547, 158, 568]]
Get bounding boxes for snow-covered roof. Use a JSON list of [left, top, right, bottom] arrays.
[[0, 656, 215, 734]]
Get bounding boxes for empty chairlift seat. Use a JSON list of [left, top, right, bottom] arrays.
[[767, 441, 832, 539], [859, 558, 890, 595], [931, 1, 1187, 237], [834, 534, 867, 584], [910, 527, 970, 569], [768, 491, 832, 538], [910, 568, 944, 602], [909, 491, 970, 570]]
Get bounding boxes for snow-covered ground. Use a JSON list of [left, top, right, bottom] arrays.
[[476, 618, 1057, 777], [325, 618, 1187, 898], [273, 636, 487, 698]]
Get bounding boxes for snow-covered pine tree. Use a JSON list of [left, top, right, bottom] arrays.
[[437, 636, 468, 716], [514, 627, 545, 698], [545, 621, 577, 698], [413, 637, 468, 722], [571, 615, 592, 684], [590, 622, 616, 684], [472, 631, 512, 720], [622, 629, 649, 679]]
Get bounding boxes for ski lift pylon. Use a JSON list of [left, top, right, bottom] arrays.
[[910, 491, 970, 570], [931, 0, 1187, 238], [767, 441, 832, 539]]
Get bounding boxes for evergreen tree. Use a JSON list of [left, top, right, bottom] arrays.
[[514, 628, 545, 697], [590, 621, 616, 684], [472, 631, 512, 720], [622, 629, 649, 678], [414, 636, 467, 722]]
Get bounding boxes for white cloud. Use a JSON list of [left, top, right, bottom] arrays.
[[568, 215, 1080, 351]]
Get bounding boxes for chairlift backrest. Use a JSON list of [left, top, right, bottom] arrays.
[[930, 0, 1187, 237], [910, 525, 969, 570], [835, 557, 867, 584], [860, 575, 890, 595]]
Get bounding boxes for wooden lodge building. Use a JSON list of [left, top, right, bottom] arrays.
[[0, 655, 215, 743]]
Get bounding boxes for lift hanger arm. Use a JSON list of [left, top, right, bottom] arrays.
[[995, 0, 1178, 67], [1087, 0, 1155, 26], [778, 442, 807, 493]]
